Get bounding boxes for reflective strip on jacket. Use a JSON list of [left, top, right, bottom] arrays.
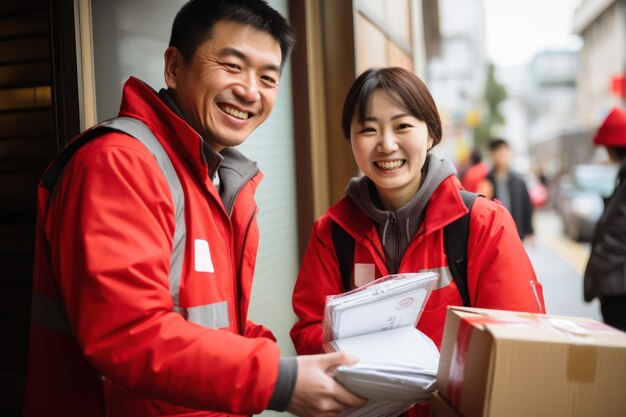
[[24, 77, 280, 417]]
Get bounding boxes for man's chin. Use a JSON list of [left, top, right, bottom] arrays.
[[219, 137, 248, 149], [205, 135, 249, 151]]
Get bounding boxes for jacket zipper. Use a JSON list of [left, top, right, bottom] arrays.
[[364, 235, 389, 276], [391, 213, 400, 274], [224, 221, 240, 334], [363, 213, 402, 277], [529, 280, 542, 312], [235, 205, 258, 335]]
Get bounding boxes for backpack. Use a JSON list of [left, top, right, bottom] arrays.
[[331, 190, 479, 307]]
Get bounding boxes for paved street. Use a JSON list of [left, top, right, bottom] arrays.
[[527, 209, 602, 321]]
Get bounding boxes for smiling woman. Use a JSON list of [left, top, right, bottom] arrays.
[[350, 90, 432, 211], [292, 66, 547, 417], [342, 67, 441, 211]]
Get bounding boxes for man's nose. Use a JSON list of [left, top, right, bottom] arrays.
[[233, 74, 260, 103]]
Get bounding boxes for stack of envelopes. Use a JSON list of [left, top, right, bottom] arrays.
[[322, 272, 440, 416]]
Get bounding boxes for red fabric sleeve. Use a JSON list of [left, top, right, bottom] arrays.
[[467, 198, 546, 313], [244, 320, 277, 341]]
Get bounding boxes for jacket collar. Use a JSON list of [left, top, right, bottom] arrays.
[[118, 77, 210, 184], [328, 175, 469, 241], [157, 87, 224, 182]]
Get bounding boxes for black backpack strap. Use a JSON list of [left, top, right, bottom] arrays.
[[42, 125, 116, 194], [443, 190, 479, 307], [331, 190, 480, 302], [331, 221, 355, 292]]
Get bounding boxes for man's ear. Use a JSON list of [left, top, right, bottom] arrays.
[[164, 47, 181, 89]]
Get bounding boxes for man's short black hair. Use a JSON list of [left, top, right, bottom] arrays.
[[169, 0, 296, 69], [489, 138, 509, 152]]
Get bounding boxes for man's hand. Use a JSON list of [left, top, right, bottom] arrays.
[[287, 352, 367, 417]]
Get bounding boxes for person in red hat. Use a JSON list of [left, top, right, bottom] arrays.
[[584, 106, 626, 331]]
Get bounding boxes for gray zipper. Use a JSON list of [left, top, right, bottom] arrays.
[[530, 280, 542, 311], [391, 213, 400, 274]]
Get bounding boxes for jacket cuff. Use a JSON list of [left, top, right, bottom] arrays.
[[267, 356, 298, 411]]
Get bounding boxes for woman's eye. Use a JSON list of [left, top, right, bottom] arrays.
[[397, 123, 411, 130], [360, 127, 376, 133]]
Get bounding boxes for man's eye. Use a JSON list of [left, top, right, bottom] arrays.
[[223, 63, 241, 71], [261, 75, 277, 85]]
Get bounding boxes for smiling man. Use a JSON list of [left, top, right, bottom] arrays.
[[24, 1, 365, 417]]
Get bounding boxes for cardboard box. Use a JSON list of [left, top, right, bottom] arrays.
[[431, 391, 463, 417], [437, 307, 626, 417]]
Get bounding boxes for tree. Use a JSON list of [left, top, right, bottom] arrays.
[[474, 62, 507, 148]]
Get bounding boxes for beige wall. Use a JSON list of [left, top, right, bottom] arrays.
[[576, 1, 626, 127], [355, 0, 415, 73]]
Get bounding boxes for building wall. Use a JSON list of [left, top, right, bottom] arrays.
[[525, 50, 582, 177], [427, 0, 487, 164], [575, 0, 626, 126], [355, 0, 415, 73], [497, 65, 532, 172], [91, 0, 185, 120]]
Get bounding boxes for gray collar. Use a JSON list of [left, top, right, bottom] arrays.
[[158, 88, 223, 182], [346, 154, 457, 244], [158, 88, 259, 214], [346, 154, 456, 274], [219, 147, 259, 215]]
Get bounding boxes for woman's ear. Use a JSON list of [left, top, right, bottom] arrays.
[[427, 136, 434, 151], [164, 47, 181, 89]]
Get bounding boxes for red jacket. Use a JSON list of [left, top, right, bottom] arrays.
[[291, 175, 546, 354], [461, 161, 489, 193], [25, 77, 281, 417]]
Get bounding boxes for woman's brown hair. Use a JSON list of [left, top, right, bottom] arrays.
[[341, 67, 442, 147]]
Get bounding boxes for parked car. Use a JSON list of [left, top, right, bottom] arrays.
[[555, 164, 619, 241]]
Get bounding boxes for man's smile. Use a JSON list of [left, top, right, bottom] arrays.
[[218, 103, 252, 120]]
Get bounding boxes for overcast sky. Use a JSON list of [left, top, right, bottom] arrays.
[[483, 0, 583, 67]]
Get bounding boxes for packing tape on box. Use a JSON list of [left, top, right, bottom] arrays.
[[546, 318, 598, 383], [446, 314, 605, 407], [566, 344, 597, 383]]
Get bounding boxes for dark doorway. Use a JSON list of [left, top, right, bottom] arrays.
[[0, 0, 80, 414]]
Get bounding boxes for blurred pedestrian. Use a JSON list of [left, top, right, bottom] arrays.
[[461, 148, 490, 193], [584, 106, 626, 332], [484, 138, 535, 242]]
